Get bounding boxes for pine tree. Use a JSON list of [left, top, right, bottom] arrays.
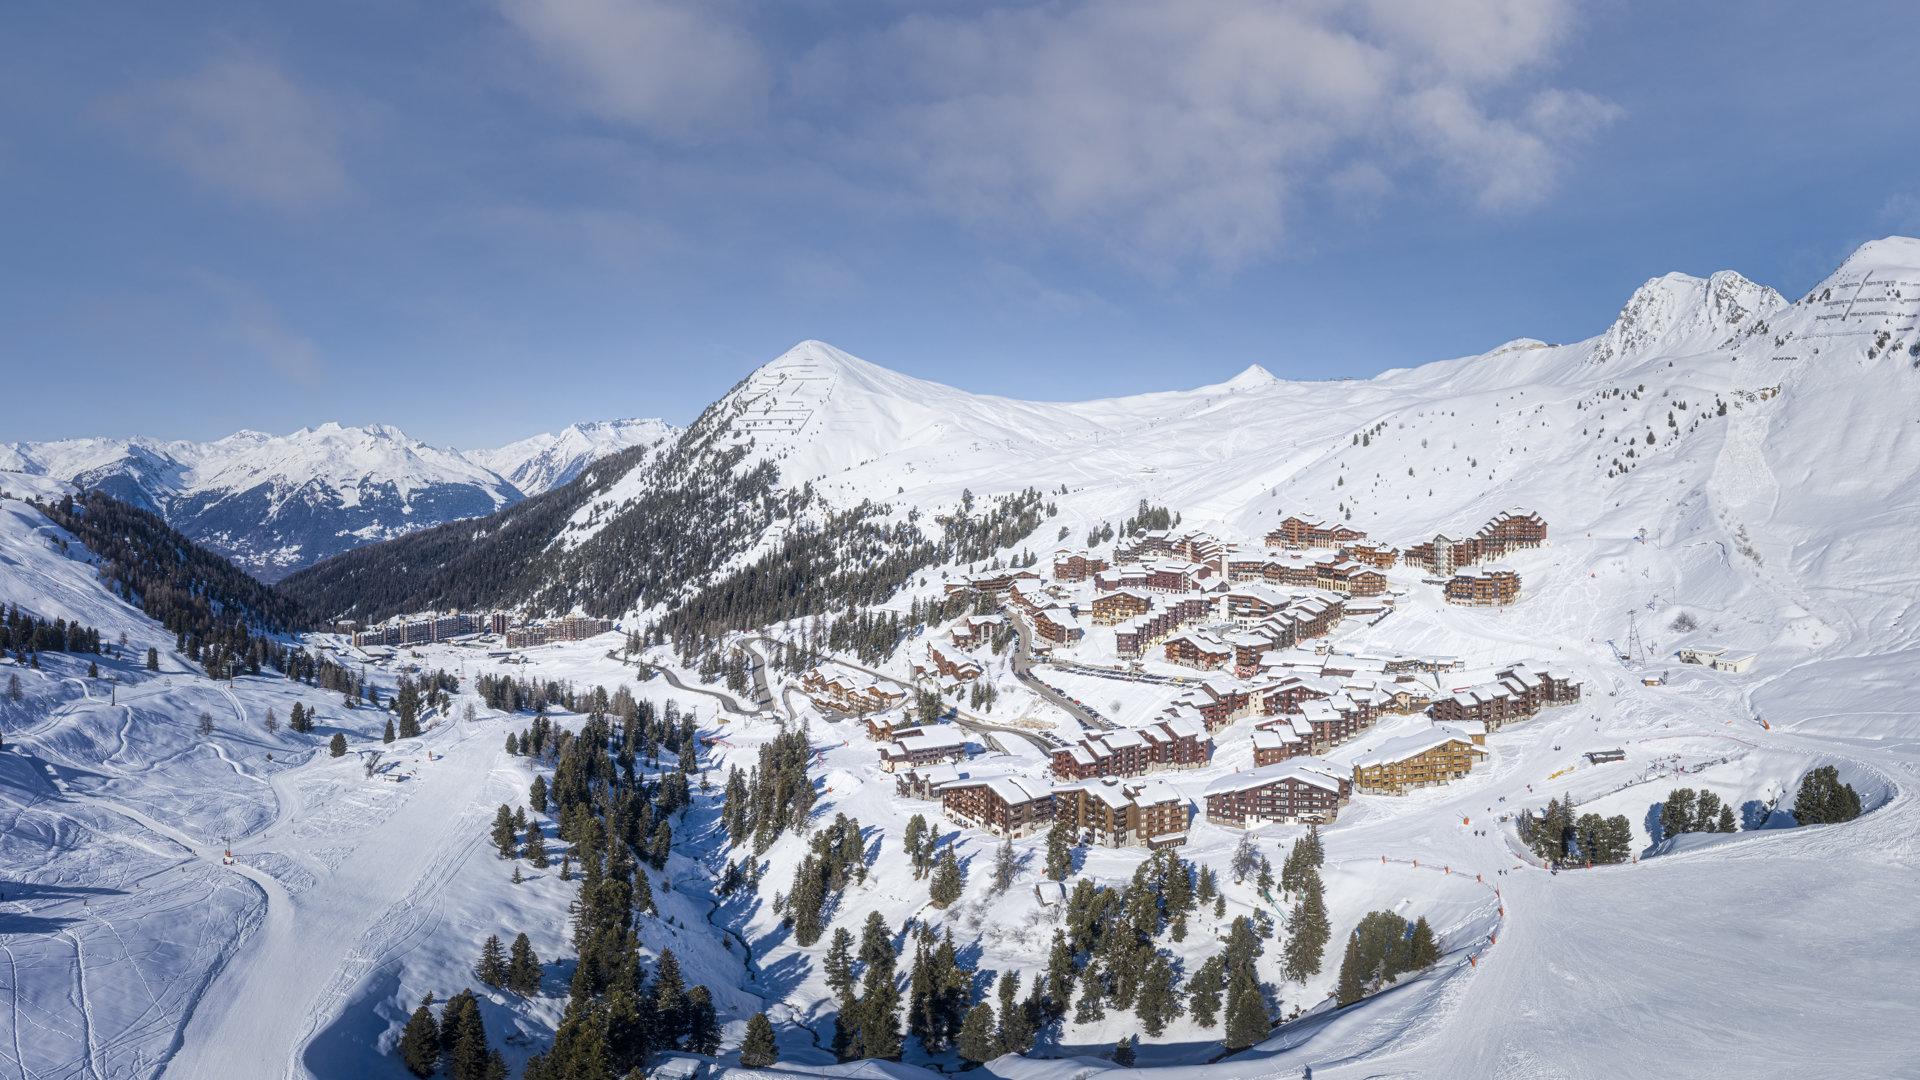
[[508, 932, 540, 995], [958, 1002, 998, 1064], [1794, 765, 1863, 825], [1283, 870, 1330, 982], [146, 647, 158, 671], [329, 732, 347, 757], [1045, 930, 1075, 1015], [399, 996, 440, 1077], [1073, 964, 1106, 1023], [685, 986, 720, 1055], [1408, 917, 1439, 971], [1222, 966, 1268, 1050], [524, 826, 549, 868], [904, 814, 931, 878], [1693, 790, 1725, 833], [1045, 817, 1074, 880], [383, 718, 396, 744], [1188, 955, 1225, 1028], [265, 707, 280, 734], [530, 774, 548, 813], [1335, 932, 1366, 1006], [740, 1012, 779, 1068], [490, 805, 517, 859], [995, 971, 1033, 1054], [654, 949, 689, 1047], [1112, 1034, 1137, 1066], [1716, 803, 1737, 833], [825, 927, 857, 1008], [476, 934, 508, 987], [992, 835, 1018, 893], [929, 846, 963, 908], [1660, 788, 1697, 841], [440, 989, 489, 1080], [1135, 951, 1179, 1037]]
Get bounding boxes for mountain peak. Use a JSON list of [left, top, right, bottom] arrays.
[[1219, 364, 1280, 391], [1589, 267, 1784, 364], [1833, 235, 1920, 275]]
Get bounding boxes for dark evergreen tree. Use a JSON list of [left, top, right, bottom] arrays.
[[929, 846, 964, 908], [1135, 951, 1180, 1037], [1112, 1034, 1136, 1066], [653, 949, 689, 1047], [1793, 766, 1863, 824], [1045, 817, 1074, 880], [740, 1012, 778, 1068], [329, 732, 348, 757], [1408, 917, 1439, 971], [1188, 954, 1225, 1029], [508, 932, 541, 995], [491, 805, 517, 859], [1660, 788, 1698, 841], [1222, 967, 1268, 1050], [958, 1001, 998, 1064], [1335, 932, 1366, 1007], [399, 995, 440, 1077], [685, 986, 720, 1055], [476, 934, 508, 988], [824, 927, 857, 1008]]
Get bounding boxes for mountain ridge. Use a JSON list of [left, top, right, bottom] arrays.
[[1, 416, 677, 580]]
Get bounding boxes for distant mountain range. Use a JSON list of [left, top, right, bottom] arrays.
[[0, 418, 677, 580], [279, 237, 1920, 662]]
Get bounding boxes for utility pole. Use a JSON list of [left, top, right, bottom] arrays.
[[1624, 610, 1648, 667]]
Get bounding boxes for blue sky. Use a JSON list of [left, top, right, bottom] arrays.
[[4, 0, 1917, 447]]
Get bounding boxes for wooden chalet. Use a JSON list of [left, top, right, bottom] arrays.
[[1444, 566, 1521, 606], [941, 776, 1055, 838], [1054, 780, 1191, 848], [1202, 760, 1351, 827], [1352, 729, 1487, 794], [1049, 716, 1211, 780], [1032, 607, 1086, 645]]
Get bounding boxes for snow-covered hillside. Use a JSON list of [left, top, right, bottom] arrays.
[[1, 417, 674, 580], [469, 418, 678, 497], [5, 237, 1919, 1080]]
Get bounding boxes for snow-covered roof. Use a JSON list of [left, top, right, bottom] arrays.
[[1352, 729, 1485, 769], [1203, 759, 1345, 797]]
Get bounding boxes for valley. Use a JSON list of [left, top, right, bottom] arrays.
[[2, 238, 1918, 1079]]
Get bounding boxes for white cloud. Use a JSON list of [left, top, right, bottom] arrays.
[[497, 0, 767, 141], [498, 0, 1619, 271], [100, 52, 348, 210], [806, 0, 1619, 270]]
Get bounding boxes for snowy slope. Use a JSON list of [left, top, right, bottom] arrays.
[[469, 418, 678, 496], [2, 417, 672, 580], [5, 237, 1919, 1080]]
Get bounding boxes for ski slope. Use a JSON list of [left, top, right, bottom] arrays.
[[2, 238, 1919, 1077]]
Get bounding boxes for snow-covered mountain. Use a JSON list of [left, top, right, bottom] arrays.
[[0, 417, 675, 580], [468, 417, 678, 496], [289, 237, 1920, 656], [6, 238, 1920, 1080]]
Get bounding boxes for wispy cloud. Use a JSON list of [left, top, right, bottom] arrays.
[[496, 0, 767, 141], [183, 272, 327, 386], [98, 51, 349, 210]]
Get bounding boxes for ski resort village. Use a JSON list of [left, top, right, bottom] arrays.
[[6, 235, 1920, 1080]]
